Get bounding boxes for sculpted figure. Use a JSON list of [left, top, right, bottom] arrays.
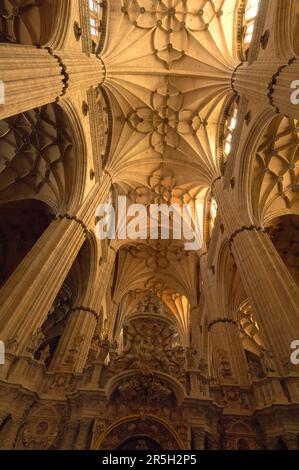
[[186, 347, 197, 369], [26, 328, 45, 354], [39, 345, 51, 363], [198, 358, 209, 376], [7, 336, 19, 353], [261, 349, 277, 374], [98, 335, 111, 362]]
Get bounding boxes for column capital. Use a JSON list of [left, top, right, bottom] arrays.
[[71, 306, 101, 321], [231, 62, 243, 94], [267, 56, 297, 114], [54, 214, 89, 236], [0, 43, 107, 119], [229, 225, 266, 249], [234, 58, 299, 120], [208, 318, 238, 332], [211, 175, 223, 194]]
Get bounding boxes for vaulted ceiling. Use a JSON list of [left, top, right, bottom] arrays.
[[98, 0, 240, 328], [103, 0, 238, 190]]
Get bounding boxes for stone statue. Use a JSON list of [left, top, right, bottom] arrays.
[[64, 335, 84, 365], [198, 358, 209, 376], [217, 350, 232, 378], [261, 349, 277, 374], [186, 347, 197, 369], [108, 317, 185, 383], [6, 336, 19, 353], [39, 345, 51, 363], [248, 358, 265, 380], [98, 335, 110, 362], [26, 328, 45, 354], [136, 439, 150, 450]]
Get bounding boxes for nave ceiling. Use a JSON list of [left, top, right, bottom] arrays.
[[2, 1, 299, 451], [102, 0, 238, 185], [98, 0, 239, 327]]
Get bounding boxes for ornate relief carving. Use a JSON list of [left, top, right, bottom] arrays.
[[22, 404, 62, 450], [97, 416, 182, 450], [6, 335, 19, 353], [39, 345, 51, 364], [108, 308, 186, 383], [260, 349, 277, 375], [26, 328, 44, 356], [213, 387, 251, 410], [216, 349, 233, 380], [118, 373, 172, 405], [186, 347, 197, 369], [64, 335, 85, 366], [223, 419, 257, 450], [86, 334, 111, 365]]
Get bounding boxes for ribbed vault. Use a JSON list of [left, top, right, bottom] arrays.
[[100, 0, 238, 330]]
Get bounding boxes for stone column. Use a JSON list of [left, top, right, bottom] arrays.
[[201, 255, 250, 386], [234, 59, 299, 120], [0, 218, 85, 354], [61, 421, 78, 450], [50, 308, 98, 373], [0, 44, 105, 119], [0, 175, 111, 355], [272, 59, 299, 119], [230, 229, 299, 370], [75, 419, 91, 450], [1, 417, 23, 450], [210, 321, 249, 386], [0, 411, 8, 427], [192, 428, 205, 450], [50, 246, 116, 373], [213, 180, 299, 373]]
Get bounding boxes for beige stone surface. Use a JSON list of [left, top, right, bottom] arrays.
[[0, 0, 299, 451]]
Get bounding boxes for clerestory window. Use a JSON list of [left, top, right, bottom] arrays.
[[243, 0, 261, 51]]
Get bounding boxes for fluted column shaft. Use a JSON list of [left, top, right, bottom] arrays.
[[213, 180, 299, 372], [51, 246, 116, 373], [231, 229, 299, 369], [192, 429, 205, 450], [0, 218, 85, 353], [75, 419, 91, 450], [61, 422, 78, 450], [209, 322, 249, 386], [0, 44, 105, 119], [50, 308, 98, 373], [272, 59, 299, 119], [201, 255, 249, 386], [0, 175, 111, 355], [234, 59, 299, 120], [1, 417, 23, 450]]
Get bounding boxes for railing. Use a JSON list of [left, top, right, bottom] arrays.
[[79, 0, 108, 55]]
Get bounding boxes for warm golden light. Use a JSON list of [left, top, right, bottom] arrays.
[[243, 0, 260, 48], [223, 103, 239, 163]]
